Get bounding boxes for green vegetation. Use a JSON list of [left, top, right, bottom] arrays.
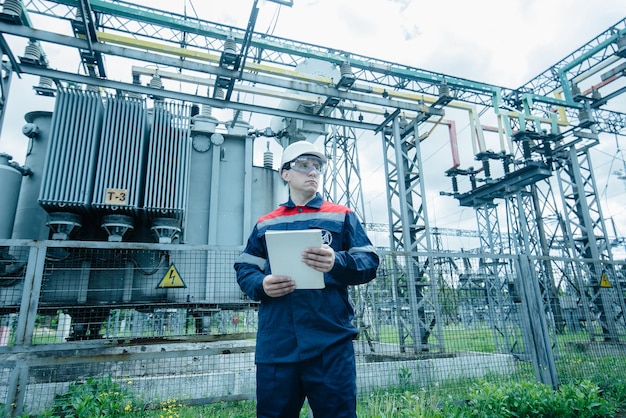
[[465, 379, 615, 418], [42, 376, 136, 417], [15, 316, 626, 417], [29, 368, 625, 418]]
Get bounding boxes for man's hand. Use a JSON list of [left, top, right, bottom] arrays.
[[262, 275, 296, 297], [302, 244, 335, 273]]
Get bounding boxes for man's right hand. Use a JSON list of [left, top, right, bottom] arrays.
[[262, 275, 296, 297]]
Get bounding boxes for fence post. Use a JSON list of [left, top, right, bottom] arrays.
[[516, 254, 559, 389], [7, 244, 46, 417]]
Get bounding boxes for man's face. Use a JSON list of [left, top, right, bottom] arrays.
[[281, 155, 325, 195]]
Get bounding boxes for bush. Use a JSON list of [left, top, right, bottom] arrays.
[[557, 380, 616, 418], [47, 375, 136, 417], [464, 379, 616, 418]]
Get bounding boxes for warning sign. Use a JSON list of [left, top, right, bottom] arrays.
[[157, 264, 186, 289], [600, 272, 612, 288]]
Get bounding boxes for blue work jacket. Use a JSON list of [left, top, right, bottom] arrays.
[[234, 193, 379, 363]]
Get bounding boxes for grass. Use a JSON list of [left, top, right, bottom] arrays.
[[373, 324, 499, 352]]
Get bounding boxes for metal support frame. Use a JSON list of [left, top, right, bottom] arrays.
[[0, 59, 12, 138], [473, 203, 521, 355], [529, 180, 583, 335], [14, 1, 626, 135], [555, 145, 626, 341], [0, 34, 17, 137], [72, 0, 106, 78], [323, 110, 366, 221], [323, 111, 377, 353], [381, 115, 442, 353]]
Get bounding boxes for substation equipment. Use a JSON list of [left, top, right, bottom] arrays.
[[0, 0, 625, 415]]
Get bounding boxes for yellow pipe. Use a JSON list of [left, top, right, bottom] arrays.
[[97, 31, 333, 84], [103, 31, 561, 132], [552, 90, 571, 125], [108, 31, 563, 158], [100, 31, 482, 114]]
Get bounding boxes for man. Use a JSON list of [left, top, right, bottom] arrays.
[[234, 140, 379, 417]]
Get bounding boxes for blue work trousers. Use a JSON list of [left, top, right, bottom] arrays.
[[256, 338, 357, 418]]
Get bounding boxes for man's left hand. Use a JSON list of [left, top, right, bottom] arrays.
[[302, 245, 335, 273]]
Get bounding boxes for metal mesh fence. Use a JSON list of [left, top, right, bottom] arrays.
[[0, 239, 624, 415]]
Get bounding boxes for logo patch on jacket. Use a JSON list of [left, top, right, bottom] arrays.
[[321, 229, 333, 246]]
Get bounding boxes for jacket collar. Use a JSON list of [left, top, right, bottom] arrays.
[[281, 192, 323, 209]]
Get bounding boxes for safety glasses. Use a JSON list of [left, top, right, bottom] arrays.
[[288, 155, 326, 175]]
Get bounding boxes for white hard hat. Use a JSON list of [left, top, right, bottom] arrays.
[[280, 141, 327, 168]]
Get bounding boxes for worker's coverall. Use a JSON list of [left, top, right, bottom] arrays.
[[234, 193, 379, 417]]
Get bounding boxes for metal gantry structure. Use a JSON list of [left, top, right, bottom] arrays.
[[0, 0, 625, 388]]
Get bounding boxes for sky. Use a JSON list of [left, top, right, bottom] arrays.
[[0, 0, 625, 251]]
